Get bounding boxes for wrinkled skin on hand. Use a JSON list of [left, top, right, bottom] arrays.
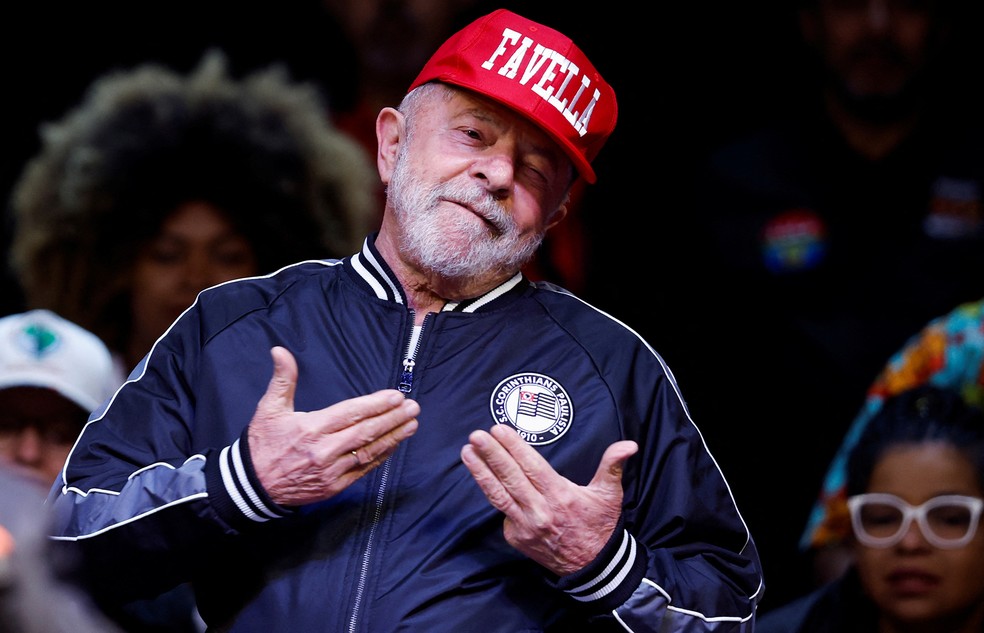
[[248, 346, 420, 507], [461, 423, 638, 576]]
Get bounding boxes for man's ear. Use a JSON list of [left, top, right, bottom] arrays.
[[376, 107, 404, 185], [545, 199, 569, 231]]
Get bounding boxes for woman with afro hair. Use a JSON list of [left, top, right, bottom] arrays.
[[8, 48, 378, 381]]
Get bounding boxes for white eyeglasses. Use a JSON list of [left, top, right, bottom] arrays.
[[847, 493, 983, 549]]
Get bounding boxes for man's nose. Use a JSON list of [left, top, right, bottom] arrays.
[[472, 152, 515, 199]]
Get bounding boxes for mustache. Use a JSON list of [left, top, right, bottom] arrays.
[[433, 180, 514, 236]]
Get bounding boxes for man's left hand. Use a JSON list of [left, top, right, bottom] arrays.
[[460, 424, 638, 576]]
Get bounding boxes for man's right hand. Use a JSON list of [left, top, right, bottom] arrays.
[[247, 346, 419, 506]]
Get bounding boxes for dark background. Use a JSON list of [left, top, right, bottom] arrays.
[[0, 0, 805, 236], [0, 0, 810, 348]]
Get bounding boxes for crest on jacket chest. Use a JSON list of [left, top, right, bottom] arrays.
[[490, 372, 573, 446]]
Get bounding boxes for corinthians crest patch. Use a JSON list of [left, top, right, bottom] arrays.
[[490, 372, 573, 446]]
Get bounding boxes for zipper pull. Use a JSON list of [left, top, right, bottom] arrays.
[[399, 319, 424, 393], [398, 358, 415, 393]]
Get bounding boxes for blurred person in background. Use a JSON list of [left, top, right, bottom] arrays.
[[4, 47, 379, 632], [322, 0, 486, 161], [7, 48, 378, 381], [1, 466, 124, 633], [0, 309, 117, 489], [802, 296, 984, 583], [664, 0, 984, 612], [758, 383, 984, 632], [0, 308, 122, 633]]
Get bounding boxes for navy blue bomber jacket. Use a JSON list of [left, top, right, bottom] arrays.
[[49, 234, 764, 632]]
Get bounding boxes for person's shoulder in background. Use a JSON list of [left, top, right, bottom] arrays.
[[756, 566, 875, 633], [0, 463, 124, 633]]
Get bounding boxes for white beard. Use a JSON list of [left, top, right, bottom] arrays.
[[387, 145, 544, 282]]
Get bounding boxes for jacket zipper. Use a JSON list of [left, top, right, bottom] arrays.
[[347, 461, 392, 633], [348, 312, 428, 632]]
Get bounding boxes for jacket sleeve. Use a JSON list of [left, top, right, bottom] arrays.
[[559, 325, 764, 632], [45, 300, 288, 602]]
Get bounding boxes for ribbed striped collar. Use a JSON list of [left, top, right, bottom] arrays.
[[347, 233, 529, 313]]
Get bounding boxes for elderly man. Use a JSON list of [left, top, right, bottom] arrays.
[[48, 10, 763, 632]]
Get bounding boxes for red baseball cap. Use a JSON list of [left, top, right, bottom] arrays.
[[408, 9, 617, 184]]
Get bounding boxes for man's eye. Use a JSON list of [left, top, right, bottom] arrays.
[[522, 159, 553, 184], [523, 166, 547, 184]]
